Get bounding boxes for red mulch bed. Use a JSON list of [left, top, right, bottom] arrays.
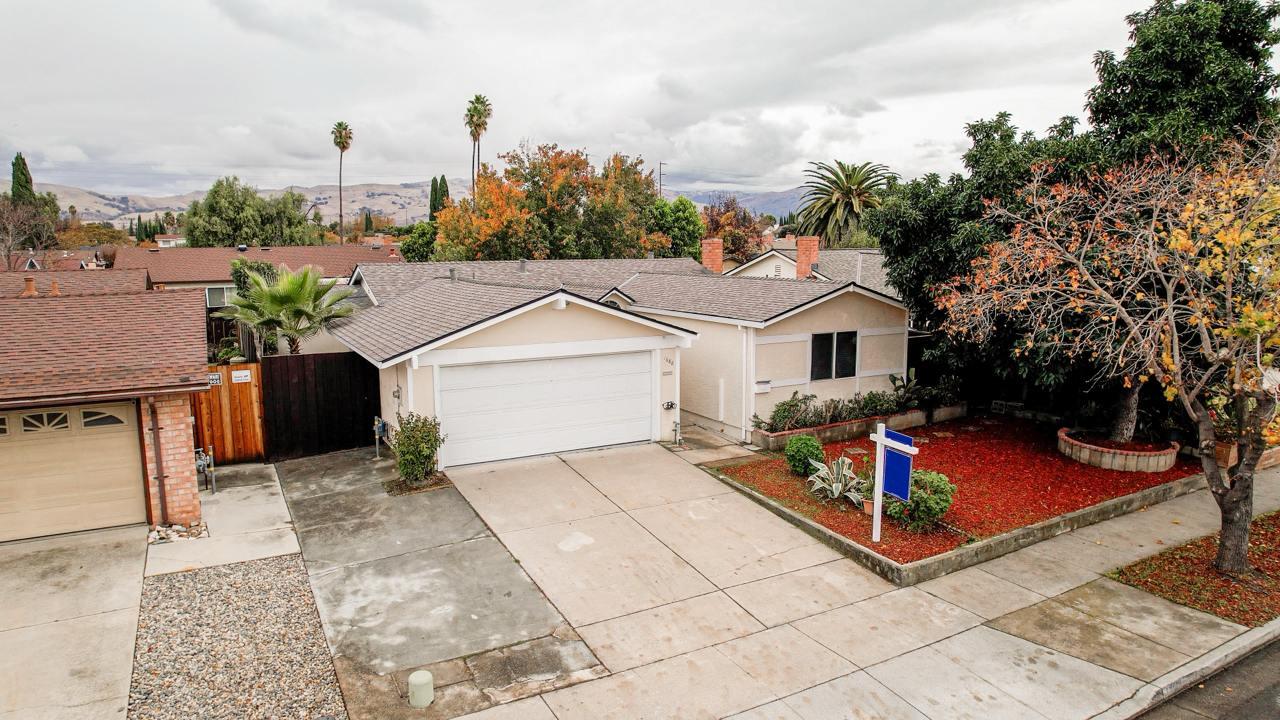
[[1067, 431, 1171, 452], [1111, 511, 1280, 627], [723, 416, 1200, 564]]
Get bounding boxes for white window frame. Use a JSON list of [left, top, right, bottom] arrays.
[[809, 331, 858, 382], [205, 285, 237, 308]]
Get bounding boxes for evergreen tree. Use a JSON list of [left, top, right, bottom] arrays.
[[438, 175, 449, 205], [429, 177, 439, 220], [128, 218, 134, 237], [10, 153, 35, 205]]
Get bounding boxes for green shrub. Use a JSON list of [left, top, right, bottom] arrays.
[[859, 391, 900, 417], [391, 412, 446, 484], [784, 434, 824, 476], [884, 469, 956, 532]]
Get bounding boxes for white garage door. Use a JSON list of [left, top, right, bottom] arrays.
[[440, 351, 654, 466], [0, 402, 147, 542]]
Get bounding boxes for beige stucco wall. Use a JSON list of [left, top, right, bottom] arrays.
[[633, 315, 748, 438], [659, 347, 679, 441], [753, 290, 908, 422], [296, 328, 350, 355], [442, 301, 665, 349], [378, 363, 409, 429], [733, 257, 794, 279]]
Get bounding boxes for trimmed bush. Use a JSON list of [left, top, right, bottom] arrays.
[[884, 469, 956, 532], [752, 389, 915, 433], [391, 412, 446, 485], [784, 434, 824, 476], [859, 391, 900, 417]]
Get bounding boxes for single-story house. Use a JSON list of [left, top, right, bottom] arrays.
[[113, 244, 403, 354], [331, 253, 906, 464], [601, 262, 909, 441], [4, 248, 103, 271], [0, 283, 208, 542], [723, 235, 896, 294], [331, 258, 709, 467], [0, 268, 148, 298], [154, 233, 187, 248]]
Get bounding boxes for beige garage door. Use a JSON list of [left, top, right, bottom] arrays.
[[0, 402, 147, 542]]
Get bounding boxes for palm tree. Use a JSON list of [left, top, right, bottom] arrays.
[[215, 265, 355, 355], [464, 95, 493, 193], [331, 121, 353, 241], [797, 160, 897, 246]]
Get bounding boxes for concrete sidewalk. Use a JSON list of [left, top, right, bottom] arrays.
[[451, 454, 1280, 720]]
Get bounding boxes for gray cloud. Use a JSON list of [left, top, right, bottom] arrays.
[[5, 0, 1154, 195]]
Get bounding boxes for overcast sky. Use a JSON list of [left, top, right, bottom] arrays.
[[2, 0, 1150, 196]]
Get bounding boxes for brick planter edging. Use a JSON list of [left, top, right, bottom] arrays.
[[1057, 427, 1180, 472], [706, 467, 1207, 586], [750, 404, 967, 452]]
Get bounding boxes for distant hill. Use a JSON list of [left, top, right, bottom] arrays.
[[1, 177, 805, 226], [0, 178, 471, 227], [667, 186, 805, 218]]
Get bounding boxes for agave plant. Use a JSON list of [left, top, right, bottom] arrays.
[[807, 456, 863, 504]]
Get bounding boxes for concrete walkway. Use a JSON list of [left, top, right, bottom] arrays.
[[0, 525, 147, 720], [445, 447, 1280, 720], [144, 463, 299, 576]]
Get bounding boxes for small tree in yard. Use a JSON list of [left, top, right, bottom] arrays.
[[215, 265, 354, 355], [940, 138, 1280, 574]]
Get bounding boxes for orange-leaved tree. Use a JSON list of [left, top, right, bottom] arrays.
[[432, 165, 533, 260], [940, 139, 1280, 574]]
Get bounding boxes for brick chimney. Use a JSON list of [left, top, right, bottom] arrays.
[[19, 276, 37, 298], [795, 236, 820, 279], [701, 237, 724, 274]]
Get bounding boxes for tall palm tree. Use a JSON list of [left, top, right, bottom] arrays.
[[215, 265, 354, 355], [331, 121, 353, 241], [464, 95, 493, 193], [798, 160, 897, 246]]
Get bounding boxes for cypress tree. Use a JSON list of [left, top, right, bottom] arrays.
[[438, 175, 449, 205], [429, 177, 439, 219], [363, 211, 373, 232], [10, 153, 35, 205], [128, 218, 134, 236]]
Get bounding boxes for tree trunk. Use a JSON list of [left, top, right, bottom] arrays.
[[1192, 393, 1272, 575], [338, 152, 344, 243], [1215, 488, 1254, 572], [1108, 383, 1142, 442], [287, 336, 302, 355]]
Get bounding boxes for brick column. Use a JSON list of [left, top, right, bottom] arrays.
[[141, 393, 202, 526], [701, 237, 723, 274]]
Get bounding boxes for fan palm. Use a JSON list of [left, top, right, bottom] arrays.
[[798, 160, 896, 246], [464, 95, 493, 193], [215, 265, 355, 355], [331, 121, 353, 240]]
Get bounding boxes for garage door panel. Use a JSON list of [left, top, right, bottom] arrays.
[[441, 370, 651, 415], [0, 401, 147, 542], [440, 352, 654, 467]]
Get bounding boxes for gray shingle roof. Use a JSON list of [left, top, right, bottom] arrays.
[[615, 273, 848, 323], [776, 248, 898, 299], [328, 277, 550, 363], [354, 257, 711, 303]]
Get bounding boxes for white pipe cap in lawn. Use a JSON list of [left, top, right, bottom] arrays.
[[408, 669, 434, 707]]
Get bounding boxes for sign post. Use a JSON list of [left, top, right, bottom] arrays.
[[870, 422, 919, 543]]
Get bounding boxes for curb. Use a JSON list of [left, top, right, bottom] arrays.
[[1089, 616, 1280, 719]]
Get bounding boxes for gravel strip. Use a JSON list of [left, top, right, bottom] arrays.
[[129, 553, 347, 720]]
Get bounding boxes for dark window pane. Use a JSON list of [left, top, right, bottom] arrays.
[[811, 333, 833, 380], [835, 331, 857, 378]]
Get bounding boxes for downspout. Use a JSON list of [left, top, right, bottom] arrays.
[[148, 396, 169, 525]]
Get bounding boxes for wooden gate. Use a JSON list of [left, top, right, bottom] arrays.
[[260, 352, 380, 461], [193, 362, 266, 463]]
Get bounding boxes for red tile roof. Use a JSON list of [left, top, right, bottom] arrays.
[[113, 245, 401, 284], [0, 269, 148, 298], [0, 288, 209, 407]]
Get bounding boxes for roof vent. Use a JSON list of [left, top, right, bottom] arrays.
[[48, 280, 61, 297], [448, 268, 457, 281], [519, 259, 528, 273], [237, 244, 248, 252], [19, 275, 37, 298], [147, 248, 161, 253], [810, 262, 820, 277]]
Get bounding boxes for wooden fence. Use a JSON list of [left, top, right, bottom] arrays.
[[193, 362, 266, 464], [260, 352, 380, 461]]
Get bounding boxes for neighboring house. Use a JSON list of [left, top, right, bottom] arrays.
[[0, 284, 209, 542], [725, 235, 895, 295], [155, 233, 187, 248], [0, 268, 148, 298], [332, 259, 709, 468], [113, 244, 403, 354], [331, 253, 905, 464], [601, 260, 909, 441], [3, 248, 102, 271]]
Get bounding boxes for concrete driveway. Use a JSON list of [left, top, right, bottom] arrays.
[[0, 525, 147, 720]]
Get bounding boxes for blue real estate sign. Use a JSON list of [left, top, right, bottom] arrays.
[[882, 428, 914, 502]]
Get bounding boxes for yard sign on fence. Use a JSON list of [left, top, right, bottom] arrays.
[[870, 422, 919, 543]]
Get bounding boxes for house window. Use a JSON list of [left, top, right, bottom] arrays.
[[810, 332, 857, 381], [22, 411, 70, 433], [205, 286, 237, 308], [82, 409, 126, 428], [0, 415, 7, 436]]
